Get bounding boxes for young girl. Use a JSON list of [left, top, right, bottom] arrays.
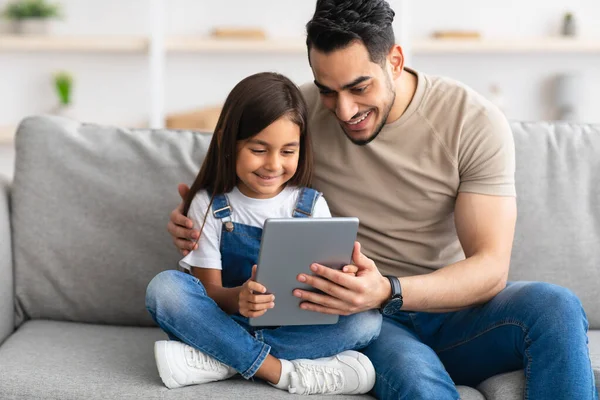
[[145, 72, 381, 396]]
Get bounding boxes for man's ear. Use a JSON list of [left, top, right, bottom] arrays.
[[388, 45, 404, 79]]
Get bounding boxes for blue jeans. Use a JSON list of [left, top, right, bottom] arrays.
[[146, 270, 382, 379], [364, 281, 598, 400]]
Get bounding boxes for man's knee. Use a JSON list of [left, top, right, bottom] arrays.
[[512, 282, 582, 311], [507, 282, 587, 330]]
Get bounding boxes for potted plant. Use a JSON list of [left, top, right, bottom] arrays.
[[2, 0, 61, 35], [562, 12, 577, 37], [52, 71, 74, 117]]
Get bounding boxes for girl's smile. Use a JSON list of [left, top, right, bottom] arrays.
[[254, 172, 284, 183]]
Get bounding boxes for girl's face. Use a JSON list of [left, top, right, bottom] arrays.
[[236, 116, 301, 199]]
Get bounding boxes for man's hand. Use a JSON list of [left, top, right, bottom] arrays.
[[167, 183, 199, 255], [293, 242, 391, 315], [239, 265, 275, 318]]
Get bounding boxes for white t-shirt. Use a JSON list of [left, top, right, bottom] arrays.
[[179, 186, 332, 271]]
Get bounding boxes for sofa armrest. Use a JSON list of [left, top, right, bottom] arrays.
[[0, 176, 14, 345]]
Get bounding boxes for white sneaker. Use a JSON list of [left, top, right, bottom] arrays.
[[154, 340, 237, 389], [288, 350, 376, 395]]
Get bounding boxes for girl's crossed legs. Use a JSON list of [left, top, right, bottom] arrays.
[[146, 270, 382, 395]]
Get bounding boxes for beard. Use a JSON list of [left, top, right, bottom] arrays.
[[342, 75, 396, 146]]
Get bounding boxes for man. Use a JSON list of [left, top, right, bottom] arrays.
[[167, 0, 598, 399]]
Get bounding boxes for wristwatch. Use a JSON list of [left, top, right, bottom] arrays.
[[381, 275, 403, 315]]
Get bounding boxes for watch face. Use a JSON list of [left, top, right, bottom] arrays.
[[383, 298, 403, 315]]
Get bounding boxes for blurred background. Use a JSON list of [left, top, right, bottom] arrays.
[[1, 0, 600, 179]]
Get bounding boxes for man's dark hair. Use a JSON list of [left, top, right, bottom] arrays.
[[306, 0, 396, 65]]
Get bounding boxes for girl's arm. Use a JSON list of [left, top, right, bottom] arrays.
[[191, 267, 242, 314]]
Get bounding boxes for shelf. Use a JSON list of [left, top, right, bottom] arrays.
[[166, 36, 306, 53], [0, 35, 148, 52], [0, 35, 306, 54], [413, 38, 600, 54], [167, 37, 600, 54], [2, 35, 599, 55]]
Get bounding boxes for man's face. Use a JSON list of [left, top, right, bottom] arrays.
[[309, 41, 396, 145]]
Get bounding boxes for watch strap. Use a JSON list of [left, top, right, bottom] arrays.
[[385, 275, 402, 299]]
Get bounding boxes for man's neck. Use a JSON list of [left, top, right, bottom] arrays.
[[386, 68, 418, 124]]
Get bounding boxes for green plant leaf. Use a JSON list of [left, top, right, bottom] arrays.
[[54, 71, 73, 106], [3, 0, 61, 20]]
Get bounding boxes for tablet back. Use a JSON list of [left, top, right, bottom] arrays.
[[250, 217, 359, 327]]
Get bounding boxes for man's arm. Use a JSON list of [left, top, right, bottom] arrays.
[[293, 192, 516, 314], [398, 192, 516, 311]]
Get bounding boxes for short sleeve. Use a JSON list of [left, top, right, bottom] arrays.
[[178, 191, 223, 271], [457, 106, 516, 197], [312, 195, 332, 218]]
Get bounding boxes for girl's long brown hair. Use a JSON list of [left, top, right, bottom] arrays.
[[182, 72, 314, 218]]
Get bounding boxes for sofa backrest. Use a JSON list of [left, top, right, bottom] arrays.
[[509, 121, 600, 328], [11, 116, 600, 328], [12, 116, 211, 326]]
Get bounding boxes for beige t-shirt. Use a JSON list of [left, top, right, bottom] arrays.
[[301, 68, 516, 277]]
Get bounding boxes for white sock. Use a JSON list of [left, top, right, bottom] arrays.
[[269, 359, 295, 390]]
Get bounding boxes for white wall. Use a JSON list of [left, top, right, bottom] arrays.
[[0, 145, 14, 180], [1, 0, 599, 131]]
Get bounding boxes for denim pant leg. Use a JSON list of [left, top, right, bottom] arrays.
[[145, 270, 270, 379], [420, 282, 598, 400], [254, 310, 382, 361], [361, 313, 460, 400]]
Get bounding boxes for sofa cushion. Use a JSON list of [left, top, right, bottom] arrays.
[[476, 370, 524, 400], [588, 330, 600, 382], [4, 324, 598, 399], [0, 177, 13, 345], [509, 121, 600, 328], [12, 115, 211, 326], [0, 320, 487, 400]]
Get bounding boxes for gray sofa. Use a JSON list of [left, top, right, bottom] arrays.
[[0, 115, 598, 400]]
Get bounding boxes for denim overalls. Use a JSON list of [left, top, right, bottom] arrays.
[[146, 187, 382, 379], [212, 187, 320, 289]]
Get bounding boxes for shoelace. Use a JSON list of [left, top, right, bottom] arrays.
[[184, 346, 223, 372], [294, 363, 344, 395]]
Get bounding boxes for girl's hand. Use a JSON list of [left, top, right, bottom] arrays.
[[239, 265, 275, 318]]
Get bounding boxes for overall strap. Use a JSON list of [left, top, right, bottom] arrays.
[[211, 193, 234, 231], [293, 187, 321, 218]]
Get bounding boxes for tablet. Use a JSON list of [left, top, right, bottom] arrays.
[[249, 217, 359, 327]]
